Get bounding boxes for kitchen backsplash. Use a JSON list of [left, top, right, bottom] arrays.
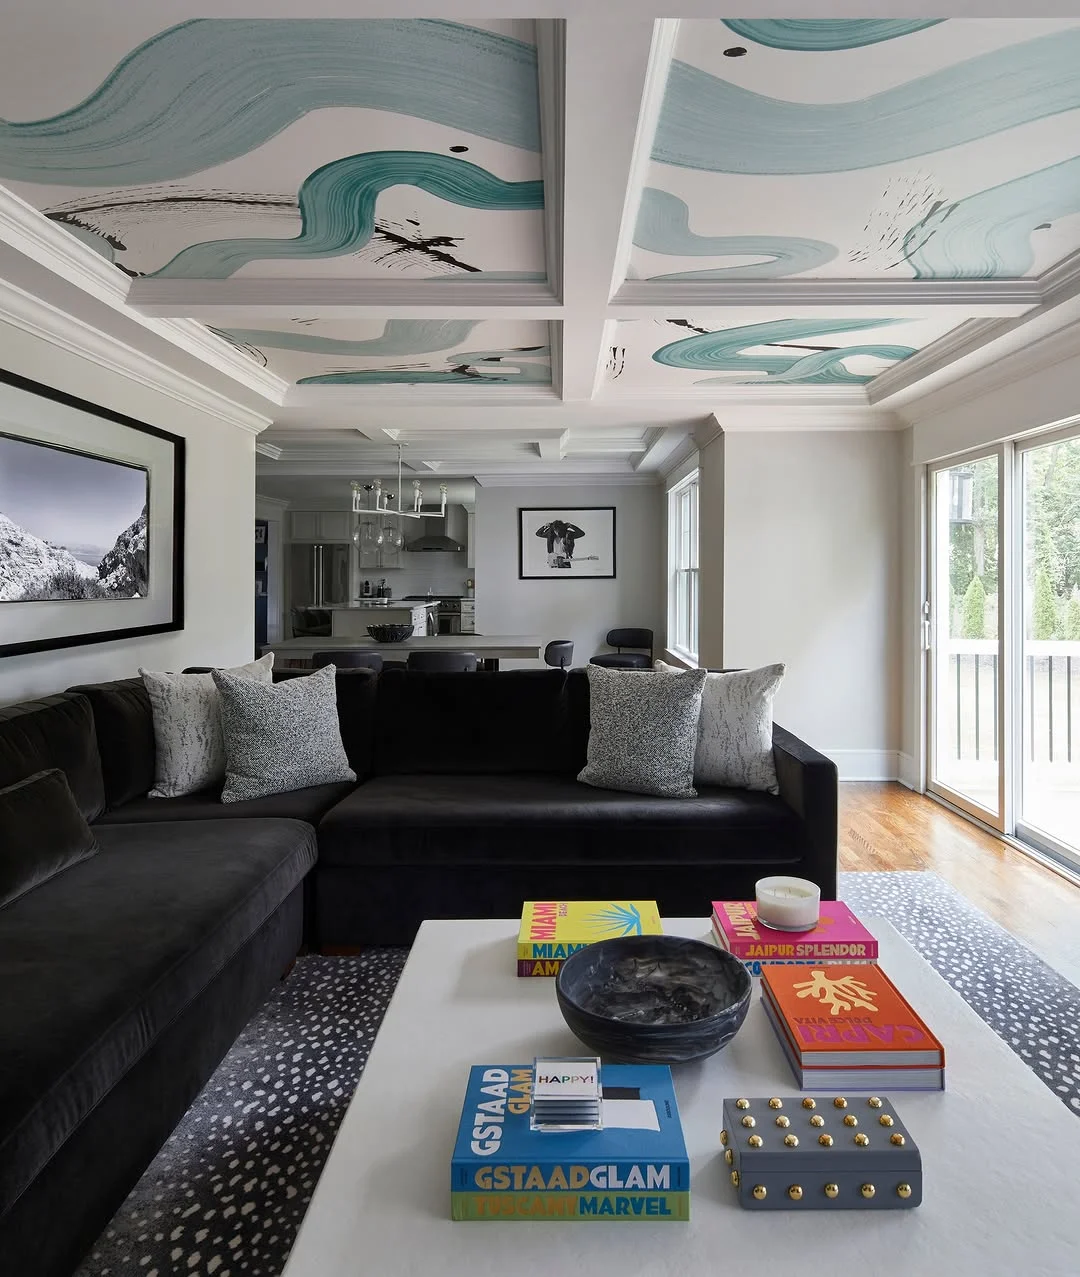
[[355, 557, 471, 599]]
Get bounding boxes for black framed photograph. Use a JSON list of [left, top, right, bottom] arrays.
[[518, 507, 616, 579], [0, 368, 184, 658]]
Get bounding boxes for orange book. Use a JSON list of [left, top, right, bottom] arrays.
[[761, 964, 945, 1070]]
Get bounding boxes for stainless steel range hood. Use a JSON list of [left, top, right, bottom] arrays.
[[405, 503, 467, 552], [405, 532, 464, 552]]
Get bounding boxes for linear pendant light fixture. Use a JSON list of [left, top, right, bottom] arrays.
[[351, 443, 448, 521]]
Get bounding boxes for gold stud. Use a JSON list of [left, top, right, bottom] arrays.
[[775, 1115, 790, 1128], [879, 1114, 894, 1127], [833, 1097, 847, 1109], [802, 1098, 816, 1110], [818, 1133, 834, 1147], [731, 1169, 740, 1187], [890, 1133, 906, 1147], [768, 1097, 783, 1109], [748, 1134, 764, 1148], [868, 1097, 883, 1108], [843, 1114, 858, 1127], [725, 1148, 733, 1165], [720, 1129, 728, 1147], [897, 1183, 913, 1200], [753, 1185, 767, 1200], [788, 1185, 803, 1201], [784, 1134, 799, 1148], [824, 1183, 839, 1199], [741, 1115, 756, 1128], [854, 1133, 870, 1147], [736, 1098, 751, 1110], [861, 1184, 876, 1199], [810, 1114, 825, 1127]]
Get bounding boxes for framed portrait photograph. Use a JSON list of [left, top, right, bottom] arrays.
[[0, 367, 184, 658], [518, 507, 616, 580]]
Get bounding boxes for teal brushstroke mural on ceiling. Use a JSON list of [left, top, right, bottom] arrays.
[[902, 155, 1080, 277], [652, 318, 916, 385], [633, 187, 837, 278], [298, 346, 551, 386], [720, 20, 945, 51], [216, 320, 482, 358], [652, 29, 1080, 174], [0, 19, 540, 187], [149, 151, 544, 280]]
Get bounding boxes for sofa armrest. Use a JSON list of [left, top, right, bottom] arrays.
[[771, 723, 838, 898]]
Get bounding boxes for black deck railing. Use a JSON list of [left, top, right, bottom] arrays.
[[948, 652, 1076, 763]]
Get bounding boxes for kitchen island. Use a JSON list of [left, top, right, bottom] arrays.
[[325, 600, 437, 640], [265, 634, 541, 672]]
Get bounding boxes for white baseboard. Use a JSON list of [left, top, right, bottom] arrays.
[[897, 752, 921, 791], [826, 749, 901, 782]]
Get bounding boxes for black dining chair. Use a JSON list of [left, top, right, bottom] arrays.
[[543, 639, 574, 669], [312, 650, 384, 672], [407, 651, 479, 672], [590, 627, 654, 669]]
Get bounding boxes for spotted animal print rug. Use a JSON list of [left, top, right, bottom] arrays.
[[77, 872, 1079, 1277]]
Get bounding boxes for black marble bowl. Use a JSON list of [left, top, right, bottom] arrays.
[[366, 623, 414, 642], [555, 934, 753, 1064]]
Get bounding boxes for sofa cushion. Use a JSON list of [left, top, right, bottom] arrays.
[[0, 769, 99, 908], [0, 817, 316, 1219], [374, 668, 578, 775], [0, 694, 105, 824], [65, 677, 155, 809], [94, 781, 355, 825], [317, 773, 808, 867]]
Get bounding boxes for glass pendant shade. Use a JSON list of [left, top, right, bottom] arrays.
[[356, 521, 383, 551]]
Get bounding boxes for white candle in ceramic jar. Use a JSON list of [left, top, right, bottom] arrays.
[[754, 876, 821, 931]]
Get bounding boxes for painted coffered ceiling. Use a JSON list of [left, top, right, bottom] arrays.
[[0, 7, 1079, 481]]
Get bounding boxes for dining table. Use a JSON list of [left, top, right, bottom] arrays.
[[264, 634, 542, 672]]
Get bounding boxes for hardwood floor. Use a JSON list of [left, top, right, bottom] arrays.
[[840, 782, 1080, 984]]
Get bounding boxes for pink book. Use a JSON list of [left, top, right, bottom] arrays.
[[711, 900, 878, 963]]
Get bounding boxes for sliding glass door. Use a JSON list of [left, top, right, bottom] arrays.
[[1016, 432, 1080, 865], [928, 453, 1004, 826], [925, 428, 1080, 867]]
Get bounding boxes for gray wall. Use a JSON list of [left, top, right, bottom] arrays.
[[473, 482, 664, 668]]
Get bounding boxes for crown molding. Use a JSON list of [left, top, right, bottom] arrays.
[[867, 318, 1015, 404], [1037, 246, 1080, 306], [598, 383, 872, 406], [255, 441, 285, 459], [0, 276, 273, 435], [0, 184, 288, 404], [127, 278, 562, 318], [285, 382, 561, 409], [610, 278, 1039, 315], [255, 491, 291, 509], [473, 470, 659, 487], [536, 20, 565, 304]]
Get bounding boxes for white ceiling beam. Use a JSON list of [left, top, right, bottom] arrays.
[[632, 426, 691, 472], [536, 431, 569, 460], [558, 17, 676, 401]]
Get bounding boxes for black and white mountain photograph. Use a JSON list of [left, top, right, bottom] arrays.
[[0, 432, 149, 602]]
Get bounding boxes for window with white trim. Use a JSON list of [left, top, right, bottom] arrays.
[[667, 471, 699, 664]]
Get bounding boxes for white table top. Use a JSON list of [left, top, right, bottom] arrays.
[[282, 918, 1080, 1277], [267, 634, 541, 660]]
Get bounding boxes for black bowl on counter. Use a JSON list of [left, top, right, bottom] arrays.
[[366, 623, 415, 642], [555, 934, 753, 1064]]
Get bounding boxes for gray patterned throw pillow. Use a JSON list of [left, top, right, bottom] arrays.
[[212, 664, 356, 803], [141, 654, 274, 797], [578, 665, 708, 798], [656, 660, 785, 793]]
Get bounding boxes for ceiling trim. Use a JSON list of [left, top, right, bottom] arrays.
[[285, 382, 560, 408], [473, 470, 659, 486], [611, 279, 1040, 315], [255, 441, 285, 459], [867, 318, 1015, 404], [0, 275, 273, 435], [536, 20, 565, 305], [598, 383, 872, 405], [0, 185, 288, 404]]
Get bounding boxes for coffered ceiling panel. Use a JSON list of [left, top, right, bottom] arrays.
[[605, 314, 964, 388], [217, 318, 551, 386], [628, 18, 1080, 283], [0, 19, 546, 282]]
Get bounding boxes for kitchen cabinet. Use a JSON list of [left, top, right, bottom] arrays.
[[466, 510, 475, 568], [289, 510, 356, 543]]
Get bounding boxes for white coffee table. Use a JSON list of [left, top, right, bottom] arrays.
[[282, 918, 1080, 1277]]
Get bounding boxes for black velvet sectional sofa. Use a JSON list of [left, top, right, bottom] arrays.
[[0, 665, 837, 1275]]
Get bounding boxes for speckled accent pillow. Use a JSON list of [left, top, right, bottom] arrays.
[[141, 654, 274, 798], [212, 664, 355, 803], [656, 660, 785, 793], [578, 665, 708, 798]]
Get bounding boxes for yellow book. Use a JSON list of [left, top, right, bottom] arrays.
[[516, 901, 662, 976]]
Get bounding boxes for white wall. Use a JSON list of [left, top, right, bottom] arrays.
[[720, 430, 904, 778], [473, 482, 664, 669], [0, 321, 257, 704]]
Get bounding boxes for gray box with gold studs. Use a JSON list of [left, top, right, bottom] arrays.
[[721, 1095, 922, 1210]]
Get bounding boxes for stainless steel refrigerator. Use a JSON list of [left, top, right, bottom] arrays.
[[287, 542, 351, 609]]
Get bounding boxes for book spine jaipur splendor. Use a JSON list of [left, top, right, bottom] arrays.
[[517, 901, 663, 976], [712, 900, 877, 976], [451, 1065, 690, 1221]]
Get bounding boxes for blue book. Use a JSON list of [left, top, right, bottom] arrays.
[[451, 1063, 690, 1222]]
